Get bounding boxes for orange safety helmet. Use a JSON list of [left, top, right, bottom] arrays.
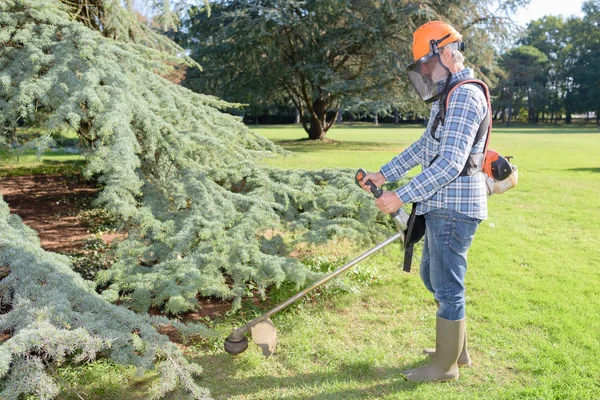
[[412, 21, 463, 62], [406, 21, 465, 103]]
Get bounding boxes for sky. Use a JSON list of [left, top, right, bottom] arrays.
[[514, 0, 586, 26]]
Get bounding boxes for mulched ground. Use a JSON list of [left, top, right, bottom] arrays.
[[0, 174, 102, 252], [0, 174, 235, 323]]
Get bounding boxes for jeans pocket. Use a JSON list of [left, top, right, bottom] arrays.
[[449, 217, 479, 254]]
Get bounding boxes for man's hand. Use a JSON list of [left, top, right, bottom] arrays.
[[359, 172, 386, 192], [375, 191, 404, 214]]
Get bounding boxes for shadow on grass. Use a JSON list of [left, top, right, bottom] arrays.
[[251, 123, 424, 130], [0, 159, 84, 177], [274, 140, 407, 153], [567, 167, 600, 173], [194, 352, 426, 400]]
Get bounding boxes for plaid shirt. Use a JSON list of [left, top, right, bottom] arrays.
[[380, 68, 488, 220]]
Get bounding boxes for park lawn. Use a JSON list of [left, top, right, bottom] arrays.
[[4, 123, 599, 399], [0, 127, 83, 176], [189, 123, 599, 399], [0, 150, 84, 177]]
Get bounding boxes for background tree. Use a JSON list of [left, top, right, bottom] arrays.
[[520, 16, 570, 123], [178, 0, 409, 140], [177, 0, 528, 139], [507, 1, 600, 125], [571, 0, 600, 123], [493, 46, 549, 125]]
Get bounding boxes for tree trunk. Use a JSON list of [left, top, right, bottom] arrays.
[[527, 88, 533, 124], [336, 107, 343, 124], [393, 108, 399, 124], [295, 107, 300, 124], [506, 101, 512, 127], [566, 112, 572, 124], [374, 113, 378, 126], [308, 98, 327, 140], [308, 120, 325, 140]]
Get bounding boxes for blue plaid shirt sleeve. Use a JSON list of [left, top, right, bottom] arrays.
[[379, 136, 425, 182], [395, 84, 487, 204]]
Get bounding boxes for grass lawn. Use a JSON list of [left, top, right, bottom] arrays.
[[4, 123, 600, 399], [0, 150, 84, 177], [192, 123, 600, 399]]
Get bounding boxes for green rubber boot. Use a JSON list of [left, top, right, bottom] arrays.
[[423, 325, 472, 367], [402, 316, 465, 382], [423, 300, 472, 367]]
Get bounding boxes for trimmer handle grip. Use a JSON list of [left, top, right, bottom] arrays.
[[355, 168, 383, 198], [355, 168, 400, 217], [356, 168, 408, 238]]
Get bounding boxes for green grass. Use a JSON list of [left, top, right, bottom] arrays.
[[256, 123, 424, 172], [0, 150, 84, 177], [0, 126, 84, 176], [7, 123, 600, 399], [195, 123, 600, 399]]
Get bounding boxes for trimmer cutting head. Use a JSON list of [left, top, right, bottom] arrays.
[[224, 318, 277, 357], [224, 335, 248, 355]]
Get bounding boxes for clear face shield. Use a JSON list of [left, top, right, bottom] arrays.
[[406, 41, 463, 103]]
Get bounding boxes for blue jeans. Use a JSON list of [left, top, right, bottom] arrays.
[[419, 208, 480, 321]]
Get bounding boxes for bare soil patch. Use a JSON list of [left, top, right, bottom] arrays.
[[0, 174, 108, 253], [0, 174, 237, 324]]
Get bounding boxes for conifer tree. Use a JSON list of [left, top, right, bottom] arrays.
[[0, 198, 212, 399], [0, 0, 389, 397], [1, 0, 387, 314]]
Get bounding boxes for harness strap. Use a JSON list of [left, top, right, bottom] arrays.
[[428, 78, 492, 176]]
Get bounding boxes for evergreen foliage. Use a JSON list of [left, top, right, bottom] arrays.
[[0, 0, 391, 396], [0, 199, 212, 399], [60, 0, 190, 56], [1, 0, 387, 314]]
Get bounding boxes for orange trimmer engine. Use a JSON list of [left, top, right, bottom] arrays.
[[483, 150, 513, 181], [483, 150, 518, 196]]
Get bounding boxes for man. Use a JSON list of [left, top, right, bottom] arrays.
[[359, 21, 488, 382]]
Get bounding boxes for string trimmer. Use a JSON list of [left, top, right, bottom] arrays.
[[223, 169, 409, 357]]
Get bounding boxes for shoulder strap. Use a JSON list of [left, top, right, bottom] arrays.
[[444, 79, 492, 155], [429, 78, 471, 136], [427, 78, 493, 176]]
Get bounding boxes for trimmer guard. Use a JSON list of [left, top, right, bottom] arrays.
[[250, 318, 277, 358]]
